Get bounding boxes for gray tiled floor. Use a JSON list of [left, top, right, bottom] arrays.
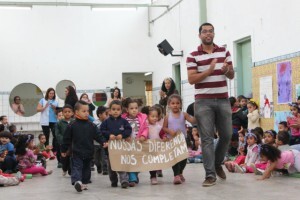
[[2, 160, 299, 200]]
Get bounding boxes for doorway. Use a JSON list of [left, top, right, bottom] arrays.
[[172, 62, 181, 95], [235, 37, 252, 97]]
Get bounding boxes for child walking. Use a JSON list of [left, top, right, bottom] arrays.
[[122, 98, 148, 187], [92, 106, 109, 175], [163, 94, 195, 184], [100, 100, 132, 189], [258, 144, 300, 180], [61, 101, 104, 192], [139, 106, 166, 185], [15, 134, 53, 176], [55, 104, 74, 176]]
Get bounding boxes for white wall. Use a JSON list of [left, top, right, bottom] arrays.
[[0, 6, 156, 91], [206, 0, 300, 62]]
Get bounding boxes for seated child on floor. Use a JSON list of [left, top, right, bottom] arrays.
[[234, 130, 262, 173], [15, 134, 52, 176], [225, 130, 246, 172], [0, 131, 17, 173], [36, 134, 55, 160]]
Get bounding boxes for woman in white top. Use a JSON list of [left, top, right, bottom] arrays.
[[37, 88, 58, 146]]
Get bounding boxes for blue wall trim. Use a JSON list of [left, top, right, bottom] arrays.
[[254, 51, 300, 66]]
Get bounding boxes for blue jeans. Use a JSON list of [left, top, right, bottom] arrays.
[[194, 98, 232, 179], [71, 157, 92, 184]]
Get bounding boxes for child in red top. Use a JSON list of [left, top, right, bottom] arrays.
[[287, 102, 300, 145]]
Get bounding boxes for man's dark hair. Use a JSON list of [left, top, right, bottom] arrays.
[[199, 22, 214, 33], [74, 100, 88, 111]]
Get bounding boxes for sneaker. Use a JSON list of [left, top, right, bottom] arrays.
[[47, 170, 53, 175], [121, 182, 129, 189], [102, 171, 108, 175], [179, 174, 185, 182], [91, 167, 95, 171], [74, 181, 83, 192], [202, 177, 216, 187], [111, 182, 118, 187], [97, 168, 102, 174], [62, 171, 67, 176], [173, 175, 182, 185], [250, 163, 263, 175], [151, 177, 158, 185], [215, 166, 226, 180], [57, 163, 62, 168], [234, 164, 245, 174], [128, 182, 136, 187]]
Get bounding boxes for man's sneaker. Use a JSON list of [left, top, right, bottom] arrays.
[[62, 171, 67, 176], [179, 174, 186, 182], [250, 163, 262, 175], [74, 181, 83, 192], [234, 164, 245, 174], [121, 182, 129, 189], [111, 182, 118, 187], [173, 175, 182, 185], [151, 177, 158, 185], [202, 177, 216, 187], [216, 166, 226, 180]]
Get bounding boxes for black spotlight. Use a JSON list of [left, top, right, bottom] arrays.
[[157, 39, 183, 57]]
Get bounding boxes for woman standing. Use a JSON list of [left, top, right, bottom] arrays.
[[159, 77, 178, 114], [107, 87, 122, 106], [37, 88, 58, 146], [64, 85, 78, 108]]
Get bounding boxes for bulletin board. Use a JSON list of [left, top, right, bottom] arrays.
[[252, 57, 300, 130]]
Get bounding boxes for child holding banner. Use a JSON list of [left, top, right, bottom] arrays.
[[139, 106, 167, 185], [100, 100, 132, 189], [163, 94, 195, 184], [122, 98, 148, 187]]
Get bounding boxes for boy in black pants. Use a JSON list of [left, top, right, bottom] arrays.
[[61, 101, 104, 192], [100, 100, 132, 189]]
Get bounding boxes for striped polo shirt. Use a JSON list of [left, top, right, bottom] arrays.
[[186, 44, 232, 99]]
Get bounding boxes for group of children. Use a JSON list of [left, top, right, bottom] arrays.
[[223, 96, 300, 180], [62, 94, 195, 192], [1, 93, 300, 191], [0, 116, 55, 187]]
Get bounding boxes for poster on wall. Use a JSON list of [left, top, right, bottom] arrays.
[[296, 84, 300, 99], [259, 76, 274, 118], [274, 111, 292, 132], [277, 61, 292, 104]]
